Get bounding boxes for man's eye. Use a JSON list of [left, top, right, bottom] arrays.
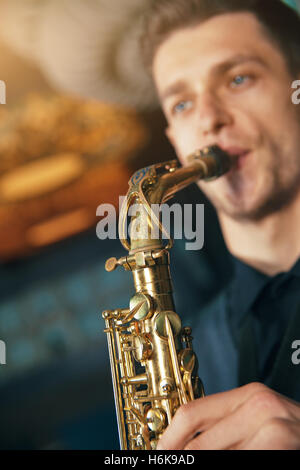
[[230, 75, 250, 88], [172, 100, 193, 114]]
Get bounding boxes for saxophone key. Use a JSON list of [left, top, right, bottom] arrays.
[[146, 408, 167, 433]]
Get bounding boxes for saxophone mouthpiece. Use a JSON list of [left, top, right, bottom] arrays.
[[189, 145, 232, 180]]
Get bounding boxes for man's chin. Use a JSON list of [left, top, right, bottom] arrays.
[[218, 205, 268, 222], [198, 180, 261, 220], [214, 200, 263, 222], [215, 190, 297, 222]]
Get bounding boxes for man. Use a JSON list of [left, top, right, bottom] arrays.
[[140, 0, 300, 449]]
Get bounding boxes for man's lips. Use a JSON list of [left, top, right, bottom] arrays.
[[218, 146, 251, 171], [235, 151, 251, 170]]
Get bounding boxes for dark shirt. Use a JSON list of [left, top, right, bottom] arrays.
[[191, 256, 300, 402]]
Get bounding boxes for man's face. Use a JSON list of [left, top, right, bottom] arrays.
[[153, 12, 300, 221]]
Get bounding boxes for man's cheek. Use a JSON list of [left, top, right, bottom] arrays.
[[181, 131, 205, 159], [173, 132, 198, 162]]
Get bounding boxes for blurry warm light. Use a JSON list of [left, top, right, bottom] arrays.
[[0, 92, 148, 259], [0, 153, 85, 202], [26, 208, 94, 247]]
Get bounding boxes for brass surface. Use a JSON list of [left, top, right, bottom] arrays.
[[103, 146, 232, 449]]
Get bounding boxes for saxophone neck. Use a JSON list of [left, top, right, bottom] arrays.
[[119, 146, 232, 253]]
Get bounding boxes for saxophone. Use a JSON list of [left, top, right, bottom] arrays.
[[102, 145, 231, 450]]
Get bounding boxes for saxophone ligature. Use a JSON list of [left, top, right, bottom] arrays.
[[102, 145, 232, 450]]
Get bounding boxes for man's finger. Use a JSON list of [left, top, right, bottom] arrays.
[[157, 382, 267, 450], [184, 395, 297, 450], [239, 418, 300, 450]]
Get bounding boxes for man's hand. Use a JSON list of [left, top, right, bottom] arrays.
[[156, 382, 300, 450]]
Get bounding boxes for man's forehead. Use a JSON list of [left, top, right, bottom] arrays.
[[159, 54, 267, 102], [152, 12, 281, 94]]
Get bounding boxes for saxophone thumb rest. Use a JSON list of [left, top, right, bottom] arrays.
[[102, 145, 232, 450]]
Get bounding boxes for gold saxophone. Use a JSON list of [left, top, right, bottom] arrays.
[[103, 145, 232, 450]]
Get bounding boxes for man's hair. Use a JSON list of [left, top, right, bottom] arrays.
[[141, 0, 300, 76]]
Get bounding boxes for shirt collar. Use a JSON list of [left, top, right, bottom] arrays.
[[227, 256, 300, 328]]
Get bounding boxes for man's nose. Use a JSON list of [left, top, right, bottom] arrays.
[[196, 94, 231, 136]]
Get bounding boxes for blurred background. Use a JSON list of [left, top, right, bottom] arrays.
[[0, 0, 298, 450]]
